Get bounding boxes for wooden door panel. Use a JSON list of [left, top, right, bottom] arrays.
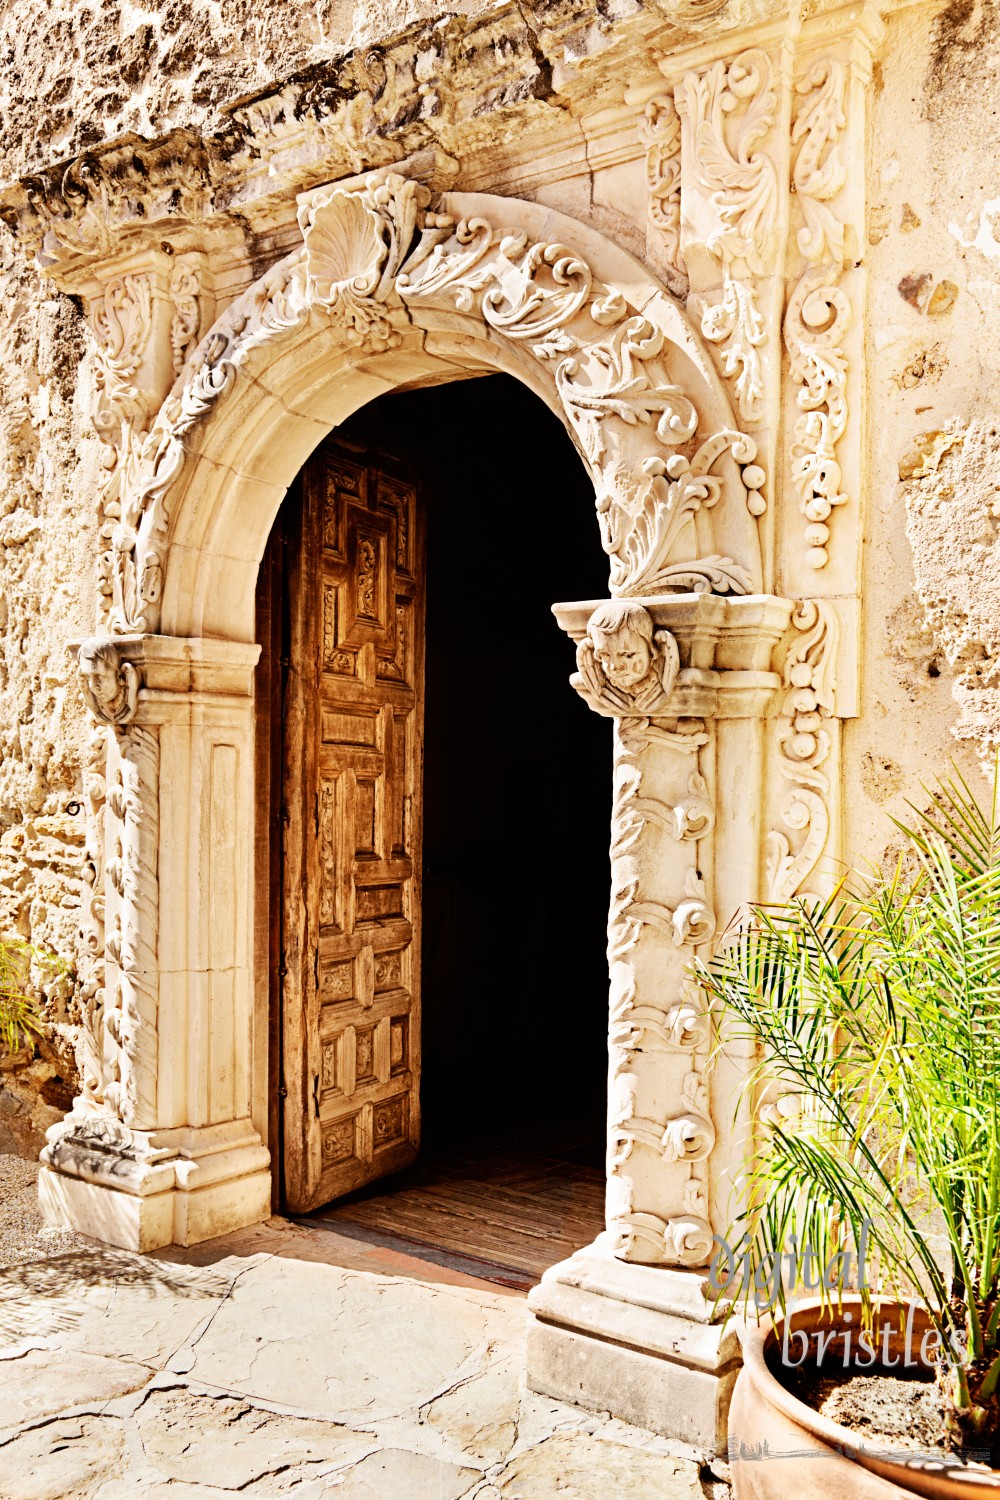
[[281, 444, 424, 1214]]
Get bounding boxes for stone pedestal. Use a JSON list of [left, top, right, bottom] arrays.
[[526, 1236, 738, 1454], [40, 636, 272, 1252]]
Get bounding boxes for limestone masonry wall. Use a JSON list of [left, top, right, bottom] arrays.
[[0, 0, 996, 1151]]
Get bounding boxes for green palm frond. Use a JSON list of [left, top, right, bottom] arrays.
[[698, 763, 1000, 1429]]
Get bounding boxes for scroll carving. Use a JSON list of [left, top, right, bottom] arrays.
[[75, 726, 108, 1105], [102, 175, 762, 636], [784, 59, 849, 571], [169, 258, 202, 373], [766, 600, 838, 903], [102, 724, 160, 1126], [640, 95, 685, 280], [569, 600, 717, 1267], [92, 275, 154, 622], [677, 49, 780, 424]]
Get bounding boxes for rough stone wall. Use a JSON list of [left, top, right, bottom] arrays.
[[0, 0, 997, 1148], [0, 254, 94, 1150], [846, 0, 1000, 872]]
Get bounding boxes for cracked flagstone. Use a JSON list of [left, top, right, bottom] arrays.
[[0, 1216, 715, 1498]]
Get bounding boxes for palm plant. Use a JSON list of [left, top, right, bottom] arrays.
[[698, 767, 1000, 1462], [0, 937, 44, 1055]]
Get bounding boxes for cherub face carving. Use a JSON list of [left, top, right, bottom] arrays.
[[592, 625, 653, 692], [588, 603, 658, 697], [77, 639, 139, 727], [80, 647, 121, 709]]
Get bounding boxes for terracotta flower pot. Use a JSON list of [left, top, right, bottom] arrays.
[[729, 1298, 1000, 1500]]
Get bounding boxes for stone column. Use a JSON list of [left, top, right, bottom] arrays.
[[39, 636, 271, 1252], [526, 592, 791, 1453]]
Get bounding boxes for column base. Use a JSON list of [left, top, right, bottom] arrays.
[[526, 1234, 739, 1455], [39, 1109, 272, 1252]]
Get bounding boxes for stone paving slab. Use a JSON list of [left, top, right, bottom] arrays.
[[0, 1215, 719, 1498]]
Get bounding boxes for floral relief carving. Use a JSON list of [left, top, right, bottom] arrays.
[[397, 208, 762, 598], [169, 258, 202, 374], [104, 174, 763, 636], [677, 49, 780, 424], [92, 275, 155, 623], [319, 782, 336, 928], [766, 600, 838, 903], [639, 94, 685, 280], [75, 726, 108, 1106], [101, 725, 160, 1127], [785, 59, 850, 571], [792, 59, 847, 266]]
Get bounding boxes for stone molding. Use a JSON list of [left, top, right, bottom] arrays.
[[0, 1, 857, 275]]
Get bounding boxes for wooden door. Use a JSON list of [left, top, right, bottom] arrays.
[[281, 439, 424, 1214]]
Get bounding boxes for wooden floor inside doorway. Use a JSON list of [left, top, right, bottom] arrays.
[[297, 1135, 606, 1291]]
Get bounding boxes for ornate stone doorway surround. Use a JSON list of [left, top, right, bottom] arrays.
[[42, 170, 840, 1446]]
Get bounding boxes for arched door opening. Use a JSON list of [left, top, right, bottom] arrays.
[[256, 373, 611, 1285]]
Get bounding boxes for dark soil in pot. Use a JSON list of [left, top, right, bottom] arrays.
[[784, 1364, 945, 1455]]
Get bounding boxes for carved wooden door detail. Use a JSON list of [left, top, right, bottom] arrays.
[[281, 441, 424, 1214]]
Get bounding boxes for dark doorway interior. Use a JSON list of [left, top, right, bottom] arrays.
[[296, 374, 611, 1284]]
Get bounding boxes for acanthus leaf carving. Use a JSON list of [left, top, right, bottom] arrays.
[[783, 273, 850, 571], [639, 94, 686, 281], [700, 273, 766, 423], [792, 59, 847, 267], [169, 258, 202, 374], [606, 429, 760, 597], [108, 183, 760, 639], [677, 48, 779, 426], [397, 211, 760, 600], [785, 58, 850, 571]]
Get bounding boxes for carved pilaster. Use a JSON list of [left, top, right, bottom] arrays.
[[42, 635, 270, 1252], [556, 593, 791, 1266]]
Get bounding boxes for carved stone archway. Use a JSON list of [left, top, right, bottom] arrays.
[[47, 175, 796, 1445], [105, 181, 767, 645]]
